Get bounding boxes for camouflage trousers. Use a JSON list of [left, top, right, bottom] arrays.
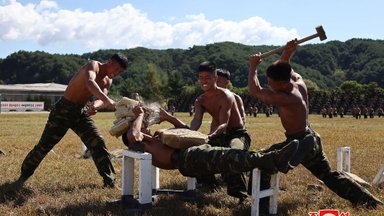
[[20, 97, 116, 186], [259, 128, 378, 206], [176, 144, 271, 183], [207, 128, 251, 198]]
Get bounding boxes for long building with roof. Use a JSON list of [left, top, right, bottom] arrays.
[[0, 83, 67, 110]]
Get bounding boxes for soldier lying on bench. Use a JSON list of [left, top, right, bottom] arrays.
[[121, 105, 300, 183]]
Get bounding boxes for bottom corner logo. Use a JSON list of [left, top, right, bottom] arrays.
[[309, 209, 349, 216]]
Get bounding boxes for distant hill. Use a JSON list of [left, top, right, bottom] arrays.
[[1, 39, 383, 100]]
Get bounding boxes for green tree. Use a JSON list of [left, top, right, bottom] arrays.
[[167, 70, 184, 98], [141, 64, 165, 101]]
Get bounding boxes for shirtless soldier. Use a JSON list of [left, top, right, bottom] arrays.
[[248, 40, 383, 209], [17, 53, 128, 188], [189, 61, 251, 201]]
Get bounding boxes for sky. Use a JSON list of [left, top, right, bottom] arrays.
[[0, 0, 383, 58]]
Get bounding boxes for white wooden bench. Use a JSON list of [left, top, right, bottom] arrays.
[[121, 150, 196, 209]]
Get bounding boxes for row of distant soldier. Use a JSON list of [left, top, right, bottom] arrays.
[[191, 103, 276, 118], [320, 105, 384, 119], [190, 104, 275, 118], [245, 105, 275, 117]]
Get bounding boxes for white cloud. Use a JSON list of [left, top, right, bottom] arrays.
[[0, 1, 300, 52], [35, 0, 58, 12]]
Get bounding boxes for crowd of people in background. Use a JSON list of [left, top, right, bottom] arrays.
[[174, 90, 384, 120], [320, 105, 384, 119], [183, 101, 384, 119], [245, 105, 276, 118]]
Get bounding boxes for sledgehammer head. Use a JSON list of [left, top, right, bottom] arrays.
[[316, 25, 327, 41]]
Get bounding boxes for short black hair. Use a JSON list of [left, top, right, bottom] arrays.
[[266, 60, 292, 81], [216, 68, 230, 80], [198, 61, 216, 74], [110, 53, 128, 69]]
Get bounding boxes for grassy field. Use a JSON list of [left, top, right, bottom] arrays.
[[0, 112, 383, 215]]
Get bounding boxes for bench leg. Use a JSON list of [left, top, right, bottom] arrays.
[[152, 166, 160, 190], [269, 173, 280, 214], [122, 155, 134, 196], [138, 158, 152, 206], [251, 169, 261, 216], [187, 177, 196, 190]]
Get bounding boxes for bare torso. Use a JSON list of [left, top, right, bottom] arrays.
[[63, 61, 111, 105], [142, 134, 177, 170], [196, 87, 244, 133], [279, 73, 309, 135]]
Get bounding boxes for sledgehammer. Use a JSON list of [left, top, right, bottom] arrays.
[[256, 25, 327, 59]]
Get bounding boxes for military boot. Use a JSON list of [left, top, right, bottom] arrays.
[[250, 139, 299, 173], [353, 193, 384, 209], [289, 134, 315, 167]]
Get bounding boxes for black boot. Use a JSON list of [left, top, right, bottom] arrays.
[[250, 139, 299, 173], [353, 194, 384, 209], [273, 139, 299, 173], [289, 134, 315, 167], [365, 196, 384, 209]]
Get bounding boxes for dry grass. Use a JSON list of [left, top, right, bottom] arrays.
[[0, 112, 383, 215]]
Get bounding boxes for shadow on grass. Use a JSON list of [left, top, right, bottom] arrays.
[[153, 181, 251, 215], [158, 180, 304, 215], [152, 194, 252, 216], [43, 201, 129, 215], [42, 197, 196, 215], [278, 199, 302, 215], [0, 180, 33, 207], [39, 182, 100, 195], [0, 179, 297, 215], [161, 180, 194, 190]]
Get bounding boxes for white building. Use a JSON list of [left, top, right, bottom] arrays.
[[0, 83, 67, 110]]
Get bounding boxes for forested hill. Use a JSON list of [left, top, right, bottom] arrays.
[[0, 38, 383, 99]]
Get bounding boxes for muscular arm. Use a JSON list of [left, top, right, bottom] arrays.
[[126, 105, 145, 143], [234, 94, 246, 123], [279, 39, 303, 82], [190, 98, 204, 131], [248, 54, 269, 102], [159, 108, 189, 128], [279, 39, 297, 63], [92, 82, 112, 109]]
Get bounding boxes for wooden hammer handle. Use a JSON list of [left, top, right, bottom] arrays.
[[259, 33, 319, 58], [259, 46, 286, 58], [258, 26, 326, 59]]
